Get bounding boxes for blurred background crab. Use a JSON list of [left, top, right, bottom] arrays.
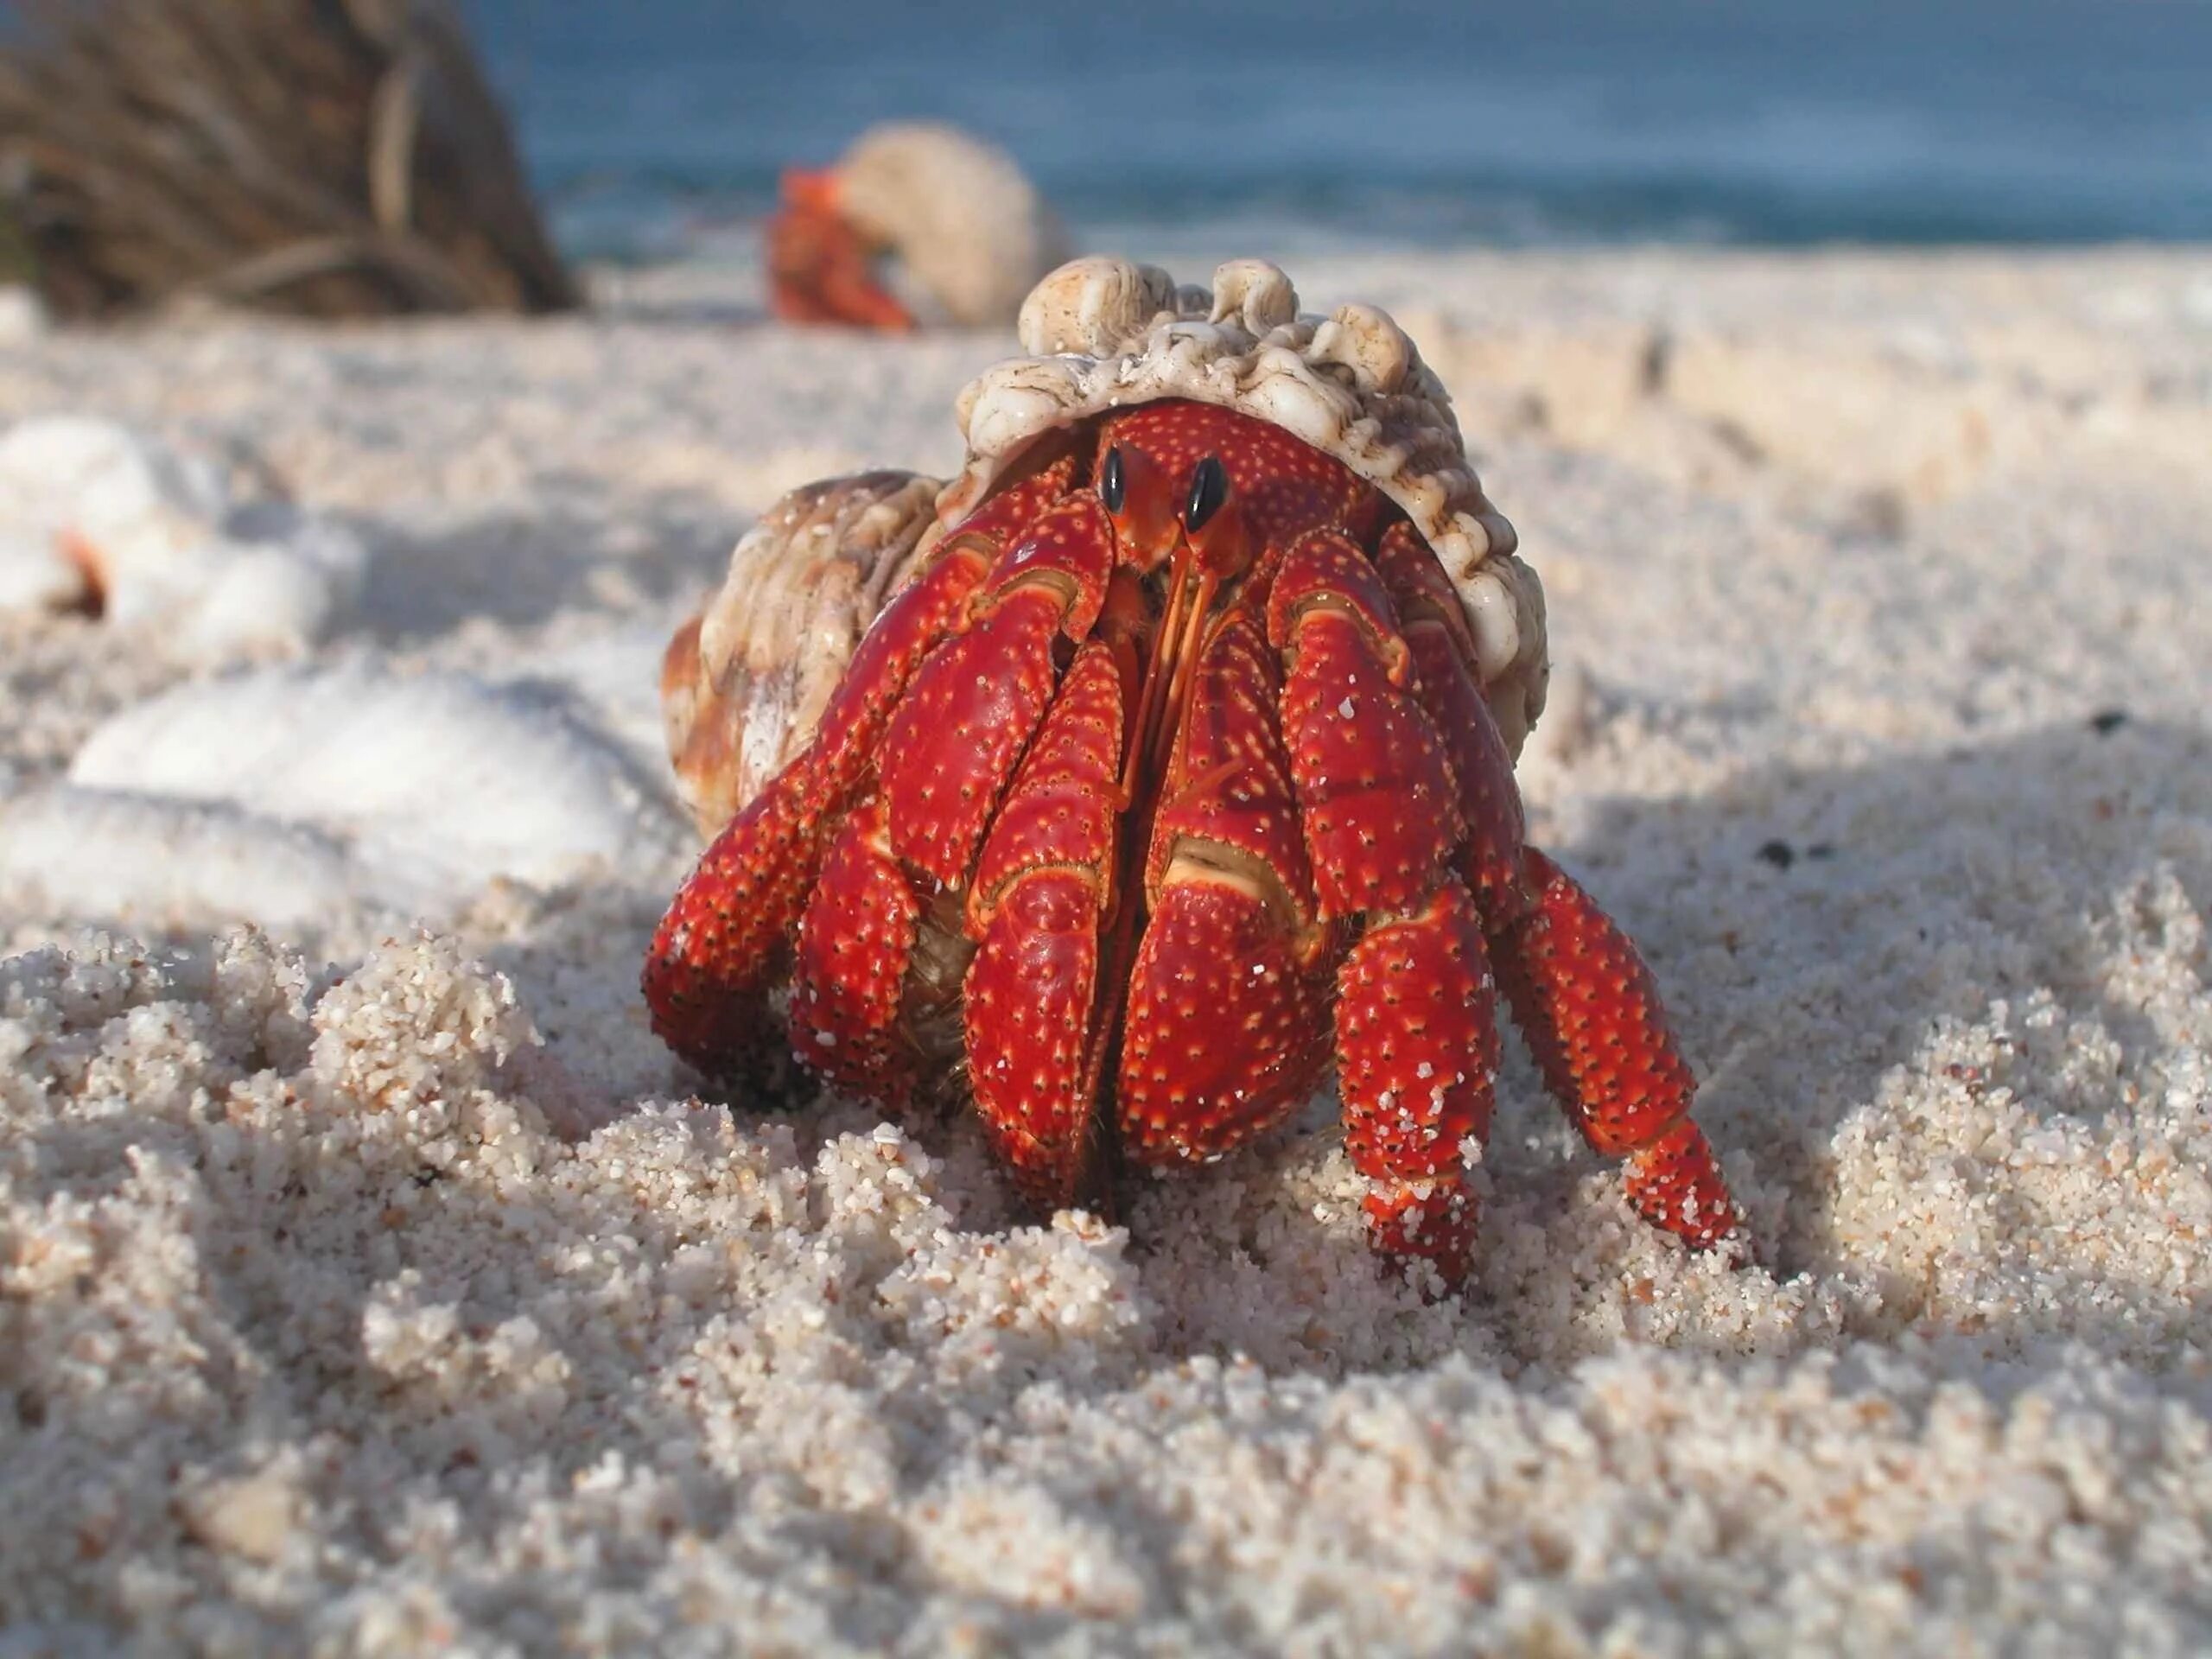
[[646, 257, 1743, 1286], [764, 121, 1069, 330]]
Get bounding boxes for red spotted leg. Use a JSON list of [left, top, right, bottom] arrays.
[[963, 639, 1130, 1205], [875, 492, 1118, 890], [775, 486, 1122, 1122], [1492, 850, 1742, 1249], [1269, 527, 1497, 1283], [822, 486, 1126, 1199], [1372, 524, 1528, 917], [642, 461, 1075, 1078], [641, 553, 977, 1078], [786, 792, 925, 1105], [1374, 522, 1742, 1252], [1116, 608, 1336, 1166]]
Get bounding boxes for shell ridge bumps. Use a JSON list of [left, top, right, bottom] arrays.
[[955, 257, 1546, 752]]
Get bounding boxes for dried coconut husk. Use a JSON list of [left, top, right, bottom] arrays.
[[0, 0, 577, 320]]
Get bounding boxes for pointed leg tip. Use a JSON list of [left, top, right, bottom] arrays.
[[1363, 1183, 1476, 1296], [1625, 1121, 1751, 1262]]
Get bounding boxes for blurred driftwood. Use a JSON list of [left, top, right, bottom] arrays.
[[0, 0, 579, 319]]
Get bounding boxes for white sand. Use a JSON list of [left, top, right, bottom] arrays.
[[3, 249, 2210, 1656]]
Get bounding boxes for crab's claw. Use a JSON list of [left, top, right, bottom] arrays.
[[765, 168, 914, 331]]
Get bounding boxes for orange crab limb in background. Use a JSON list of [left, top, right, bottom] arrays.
[[645, 258, 1745, 1287], [765, 168, 912, 331]]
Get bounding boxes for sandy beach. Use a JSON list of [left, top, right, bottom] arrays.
[[3, 246, 2210, 1655]]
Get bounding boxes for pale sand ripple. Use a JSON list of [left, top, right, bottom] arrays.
[[1, 250, 2209, 1656]]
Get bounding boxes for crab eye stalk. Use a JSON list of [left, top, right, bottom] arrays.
[[1099, 446, 1128, 514], [1095, 436, 1179, 569], [1184, 455, 1228, 532]]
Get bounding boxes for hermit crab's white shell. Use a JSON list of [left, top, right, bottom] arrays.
[[666, 258, 1548, 838], [664, 471, 943, 838], [947, 257, 1548, 752]]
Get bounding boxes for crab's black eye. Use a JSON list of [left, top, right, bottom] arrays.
[[1099, 446, 1127, 513], [1184, 454, 1228, 531]]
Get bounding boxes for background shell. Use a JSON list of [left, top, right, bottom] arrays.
[[830, 123, 1072, 328]]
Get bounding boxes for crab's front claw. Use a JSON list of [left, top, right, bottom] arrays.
[[766, 170, 913, 331]]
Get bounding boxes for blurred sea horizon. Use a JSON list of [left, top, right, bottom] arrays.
[[468, 0, 2212, 266]]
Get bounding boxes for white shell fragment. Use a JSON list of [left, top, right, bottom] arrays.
[[0, 286, 44, 344], [0, 416, 365, 659], [956, 257, 1549, 751], [0, 665, 682, 927], [664, 470, 944, 836], [1014, 259, 1179, 358]]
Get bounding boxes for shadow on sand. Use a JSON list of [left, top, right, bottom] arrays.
[[342, 485, 745, 645]]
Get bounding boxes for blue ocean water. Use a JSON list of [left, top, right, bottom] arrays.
[[466, 0, 2212, 262]]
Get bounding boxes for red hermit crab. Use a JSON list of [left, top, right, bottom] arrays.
[[765, 123, 1069, 330], [646, 257, 1741, 1284]]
